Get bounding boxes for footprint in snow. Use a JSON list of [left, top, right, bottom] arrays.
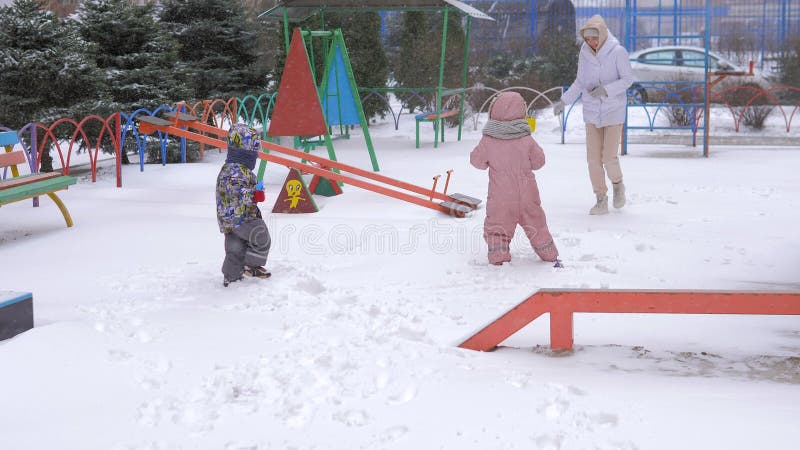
[[283, 402, 314, 428], [589, 412, 619, 428], [534, 434, 563, 450], [107, 349, 133, 363], [377, 425, 409, 443], [540, 398, 569, 420], [333, 409, 369, 427], [387, 385, 417, 405], [296, 276, 326, 296], [594, 264, 617, 274], [374, 371, 390, 390]]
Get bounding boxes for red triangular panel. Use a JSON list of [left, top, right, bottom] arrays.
[[272, 168, 319, 214], [268, 28, 328, 137]]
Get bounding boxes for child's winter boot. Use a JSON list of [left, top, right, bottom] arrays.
[[612, 181, 626, 209], [245, 265, 271, 279], [589, 194, 609, 215]]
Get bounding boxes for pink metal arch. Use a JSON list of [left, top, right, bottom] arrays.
[[709, 85, 800, 133], [34, 113, 120, 184]]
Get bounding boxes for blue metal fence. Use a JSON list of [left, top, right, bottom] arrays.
[[459, 0, 800, 70]]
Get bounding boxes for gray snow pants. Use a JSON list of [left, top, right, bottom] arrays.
[[222, 218, 271, 280]]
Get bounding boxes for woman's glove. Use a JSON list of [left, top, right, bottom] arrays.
[[552, 100, 564, 116], [589, 86, 608, 98], [253, 181, 265, 203]]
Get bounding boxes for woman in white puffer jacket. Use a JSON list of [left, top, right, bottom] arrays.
[[553, 15, 634, 215]]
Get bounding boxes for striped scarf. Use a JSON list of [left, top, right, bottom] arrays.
[[482, 119, 531, 139]]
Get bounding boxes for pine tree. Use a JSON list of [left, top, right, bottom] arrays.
[[159, 0, 268, 101], [534, 32, 580, 89], [393, 11, 439, 112], [0, 0, 102, 129], [75, 0, 190, 113]]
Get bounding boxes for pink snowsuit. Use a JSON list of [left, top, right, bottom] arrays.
[[470, 92, 559, 265]]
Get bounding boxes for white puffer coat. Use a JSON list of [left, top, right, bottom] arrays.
[[561, 15, 634, 128]]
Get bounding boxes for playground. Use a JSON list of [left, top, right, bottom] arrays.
[[0, 1, 798, 447], [1, 104, 799, 448]]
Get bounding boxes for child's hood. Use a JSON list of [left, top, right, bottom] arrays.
[[489, 92, 527, 121]]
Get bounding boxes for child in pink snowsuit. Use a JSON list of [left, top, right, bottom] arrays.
[[470, 91, 560, 266]]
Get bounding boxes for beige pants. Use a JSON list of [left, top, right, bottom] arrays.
[[585, 123, 623, 196]]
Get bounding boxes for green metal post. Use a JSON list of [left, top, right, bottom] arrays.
[[282, 8, 290, 53], [458, 15, 472, 142], [434, 6, 449, 148], [334, 31, 380, 171]]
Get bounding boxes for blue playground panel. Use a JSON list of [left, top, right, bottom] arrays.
[[323, 45, 361, 127], [0, 291, 33, 341]]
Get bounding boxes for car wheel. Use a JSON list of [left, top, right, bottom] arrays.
[[628, 84, 648, 104]]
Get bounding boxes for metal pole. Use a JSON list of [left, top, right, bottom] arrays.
[[434, 6, 449, 148], [673, 0, 678, 46], [703, 0, 711, 157], [282, 8, 290, 53], [458, 15, 472, 143]]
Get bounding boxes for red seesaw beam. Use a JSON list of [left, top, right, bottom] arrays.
[[458, 289, 800, 352], [164, 114, 471, 205], [137, 117, 471, 216]]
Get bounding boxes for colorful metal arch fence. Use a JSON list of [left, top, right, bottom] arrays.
[[621, 84, 800, 154], [3, 83, 798, 196], [118, 93, 279, 173], [2, 93, 278, 189], [709, 85, 800, 133], [0, 114, 123, 187]]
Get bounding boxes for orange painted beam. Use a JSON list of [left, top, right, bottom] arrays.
[[459, 289, 800, 352], [539, 289, 800, 315], [136, 119, 467, 216], [168, 117, 473, 207]]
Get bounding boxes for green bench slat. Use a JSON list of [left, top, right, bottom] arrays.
[[0, 175, 77, 204]]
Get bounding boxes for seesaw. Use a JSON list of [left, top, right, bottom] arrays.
[[137, 113, 481, 217]]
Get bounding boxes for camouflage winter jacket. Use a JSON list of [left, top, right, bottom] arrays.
[[215, 162, 261, 233]]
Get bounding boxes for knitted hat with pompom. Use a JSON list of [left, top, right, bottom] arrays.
[[225, 123, 261, 170], [227, 123, 261, 152]]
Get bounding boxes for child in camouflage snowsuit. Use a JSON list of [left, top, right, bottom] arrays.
[[216, 123, 271, 286]]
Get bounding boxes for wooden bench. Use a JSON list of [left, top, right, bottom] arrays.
[[415, 109, 460, 148], [0, 131, 77, 227]]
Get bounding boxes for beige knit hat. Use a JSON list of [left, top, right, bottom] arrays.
[[583, 27, 600, 38]]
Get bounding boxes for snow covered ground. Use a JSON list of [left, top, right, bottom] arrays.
[[1, 109, 798, 449]]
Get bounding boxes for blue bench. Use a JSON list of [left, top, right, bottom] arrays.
[[415, 109, 460, 148], [0, 131, 77, 227], [0, 291, 33, 341]]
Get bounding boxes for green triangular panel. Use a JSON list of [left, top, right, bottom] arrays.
[[313, 176, 342, 197]]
